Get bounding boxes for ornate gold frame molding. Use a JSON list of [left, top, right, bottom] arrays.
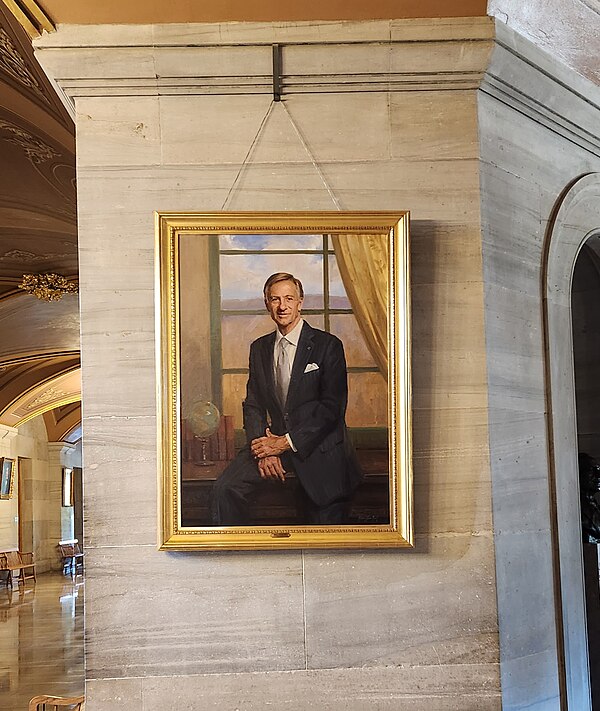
[[157, 211, 412, 551], [2, 0, 54, 39]]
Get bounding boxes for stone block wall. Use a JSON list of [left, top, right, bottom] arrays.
[[33, 14, 600, 710]]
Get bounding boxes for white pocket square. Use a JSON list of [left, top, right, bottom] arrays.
[[304, 362, 319, 373]]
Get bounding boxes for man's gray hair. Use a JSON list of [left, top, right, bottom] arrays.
[[263, 272, 304, 300]]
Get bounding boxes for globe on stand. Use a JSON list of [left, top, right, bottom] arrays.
[[188, 401, 220, 466]]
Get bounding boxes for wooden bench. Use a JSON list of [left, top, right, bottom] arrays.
[[181, 449, 391, 526], [0, 550, 36, 588], [58, 541, 84, 576]]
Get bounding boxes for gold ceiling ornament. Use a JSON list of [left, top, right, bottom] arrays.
[[18, 273, 78, 302]]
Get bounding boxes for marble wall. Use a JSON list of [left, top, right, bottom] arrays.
[[32, 14, 600, 711], [479, 21, 600, 711], [488, 0, 600, 85], [35, 17, 500, 711]]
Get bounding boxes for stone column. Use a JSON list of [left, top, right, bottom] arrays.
[[35, 18, 502, 710]]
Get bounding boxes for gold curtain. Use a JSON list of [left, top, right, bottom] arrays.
[[331, 234, 389, 380]]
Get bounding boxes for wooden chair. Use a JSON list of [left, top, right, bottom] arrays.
[[28, 695, 85, 710], [58, 542, 84, 576], [0, 552, 7, 587], [73, 542, 84, 574], [0, 550, 36, 588]]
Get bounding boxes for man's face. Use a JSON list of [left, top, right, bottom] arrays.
[[265, 280, 303, 333]]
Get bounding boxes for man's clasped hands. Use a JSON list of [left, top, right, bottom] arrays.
[[250, 428, 291, 482]]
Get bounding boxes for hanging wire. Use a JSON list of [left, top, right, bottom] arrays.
[[281, 101, 342, 211], [221, 100, 276, 210], [221, 94, 343, 211]]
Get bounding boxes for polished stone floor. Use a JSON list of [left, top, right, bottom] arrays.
[[0, 573, 84, 711]]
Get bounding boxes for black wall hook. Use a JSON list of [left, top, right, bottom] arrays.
[[272, 44, 282, 101]]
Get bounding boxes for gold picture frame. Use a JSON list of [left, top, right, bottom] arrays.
[[156, 211, 412, 550], [0, 458, 15, 500]]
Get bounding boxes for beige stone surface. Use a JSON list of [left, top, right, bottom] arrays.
[[85, 678, 142, 711], [82, 421, 156, 547], [303, 534, 498, 669], [31, 17, 514, 711], [34, 18, 494, 49], [85, 546, 306, 679], [412, 407, 491, 536], [154, 45, 272, 81], [159, 95, 273, 166], [489, 0, 600, 85], [140, 664, 501, 710], [259, 94, 392, 164], [76, 97, 161, 168]]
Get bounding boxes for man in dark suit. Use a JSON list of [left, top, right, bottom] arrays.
[[211, 272, 362, 525]]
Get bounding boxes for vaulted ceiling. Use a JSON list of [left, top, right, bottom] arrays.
[[0, 1, 79, 436]]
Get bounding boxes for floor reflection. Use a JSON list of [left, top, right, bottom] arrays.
[[0, 573, 84, 710]]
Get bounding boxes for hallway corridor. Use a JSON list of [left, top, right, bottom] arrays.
[[0, 574, 84, 711]]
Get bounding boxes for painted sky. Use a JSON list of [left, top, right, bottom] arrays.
[[219, 233, 323, 251], [219, 233, 349, 308]]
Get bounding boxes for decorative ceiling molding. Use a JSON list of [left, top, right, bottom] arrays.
[[0, 247, 75, 264], [0, 106, 77, 266], [19, 271, 78, 301], [43, 400, 81, 442], [0, 4, 73, 133], [2, 0, 54, 39], [0, 354, 79, 414], [0, 25, 49, 101], [0, 365, 81, 426], [0, 27, 50, 103], [0, 117, 59, 163], [0, 349, 79, 367]]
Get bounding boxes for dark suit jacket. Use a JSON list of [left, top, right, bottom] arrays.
[[242, 321, 362, 507]]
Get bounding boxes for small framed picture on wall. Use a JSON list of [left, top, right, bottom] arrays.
[[62, 467, 73, 507], [0, 458, 15, 500]]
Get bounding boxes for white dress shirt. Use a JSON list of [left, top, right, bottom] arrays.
[[273, 317, 304, 380]]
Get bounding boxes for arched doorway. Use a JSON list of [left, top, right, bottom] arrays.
[[572, 238, 600, 709], [544, 173, 600, 711]]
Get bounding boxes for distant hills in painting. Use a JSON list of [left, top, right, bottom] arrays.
[[222, 295, 350, 310]]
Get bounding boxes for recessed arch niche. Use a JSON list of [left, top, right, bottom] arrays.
[[544, 172, 600, 711]]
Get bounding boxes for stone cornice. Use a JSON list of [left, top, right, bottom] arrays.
[[32, 17, 600, 157], [481, 20, 600, 158]]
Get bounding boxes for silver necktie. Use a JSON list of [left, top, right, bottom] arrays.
[[276, 337, 291, 406]]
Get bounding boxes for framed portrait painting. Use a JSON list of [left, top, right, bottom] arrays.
[[157, 212, 412, 550], [0, 458, 15, 500]]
